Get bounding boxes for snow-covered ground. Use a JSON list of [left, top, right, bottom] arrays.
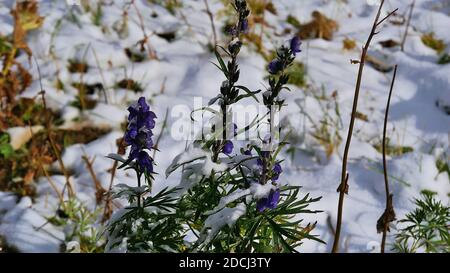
[[0, 0, 449, 252]]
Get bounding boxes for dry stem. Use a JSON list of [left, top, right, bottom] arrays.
[[331, 0, 397, 253], [380, 65, 398, 253]]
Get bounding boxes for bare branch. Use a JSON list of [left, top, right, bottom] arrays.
[[379, 65, 398, 253], [331, 0, 396, 253]]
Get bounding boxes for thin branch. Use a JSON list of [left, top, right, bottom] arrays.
[[27, 121, 65, 206], [259, 0, 267, 42], [40, 90, 75, 198], [331, 0, 397, 253], [34, 56, 75, 198], [82, 152, 107, 205], [203, 0, 218, 46], [152, 108, 169, 160], [376, 8, 399, 27], [131, 0, 157, 59], [382, 65, 397, 205], [400, 0, 416, 52], [102, 138, 125, 223], [91, 46, 109, 103], [380, 65, 398, 253]]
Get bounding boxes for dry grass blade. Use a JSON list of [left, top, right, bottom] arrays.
[[401, 0, 416, 52]]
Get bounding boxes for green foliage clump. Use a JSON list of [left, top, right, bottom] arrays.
[[48, 199, 105, 253], [286, 62, 307, 87], [421, 33, 446, 54], [105, 186, 185, 252], [438, 53, 450, 65], [0, 133, 13, 159], [286, 15, 301, 29], [393, 192, 450, 253], [148, 0, 182, 15]]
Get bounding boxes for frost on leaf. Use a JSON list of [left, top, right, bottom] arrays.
[[205, 188, 251, 216], [198, 204, 247, 246], [201, 156, 228, 175], [165, 146, 208, 177]]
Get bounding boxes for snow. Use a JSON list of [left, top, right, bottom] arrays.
[[7, 126, 44, 150], [0, 0, 449, 252], [0, 197, 64, 253], [201, 155, 228, 175], [250, 182, 276, 200], [200, 203, 247, 245], [205, 188, 251, 216], [166, 146, 208, 177]]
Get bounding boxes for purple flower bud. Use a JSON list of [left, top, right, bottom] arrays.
[[240, 19, 249, 33], [223, 140, 234, 155], [290, 36, 302, 56], [256, 158, 263, 167], [261, 151, 270, 158], [227, 26, 238, 37], [268, 59, 283, 74], [244, 149, 252, 156], [137, 150, 153, 174], [228, 39, 242, 55], [272, 163, 282, 181], [256, 189, 281, 212]]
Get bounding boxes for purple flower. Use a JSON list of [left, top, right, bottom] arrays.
[[268, 59, 283, 74], [137, 151, 153, 174], [227, 26, 238, 37], [256, 158, 263, 167], [223, 140, 234, 155], [244, 149, 252, 156], [290, 36, 302, 56], [240, 19, 249, 33], [124, 97, 157, 173], [256, 189, 281, 212], [256, 159, 283, 181], [272, 163, 282, 181]]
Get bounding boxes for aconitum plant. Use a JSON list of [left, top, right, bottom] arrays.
[[104, 0, 322, 253], [165, 0, 323, 253], [105, 97, 184, 252]]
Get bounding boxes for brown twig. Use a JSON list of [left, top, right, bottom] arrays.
[[39, 91, 75, 198], [34, 56, 75, 198], [159, 77, 167, 95], [203, 0, 218, 46], [326, 213, 336, 236], [27, 121, 65, 206], [130, 0, 157, 60], [82, 153, 107, 205], [39, 158, 65, 206], [400, 0, 415, 52], [331, 0, 397, 253], [378, 65, 398, 253], [152, 108, 169, 160], [102, 138, 126, 223], [91, 46, 109, 103], [259, 0, 267, 42]]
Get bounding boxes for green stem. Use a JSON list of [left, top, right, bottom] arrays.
[[137, 171, 142, 209]]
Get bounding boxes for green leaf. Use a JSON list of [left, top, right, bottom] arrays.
[[214, 49, 228, 76], [0, 143, 13, 158], [235, 85, 260, 102]]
